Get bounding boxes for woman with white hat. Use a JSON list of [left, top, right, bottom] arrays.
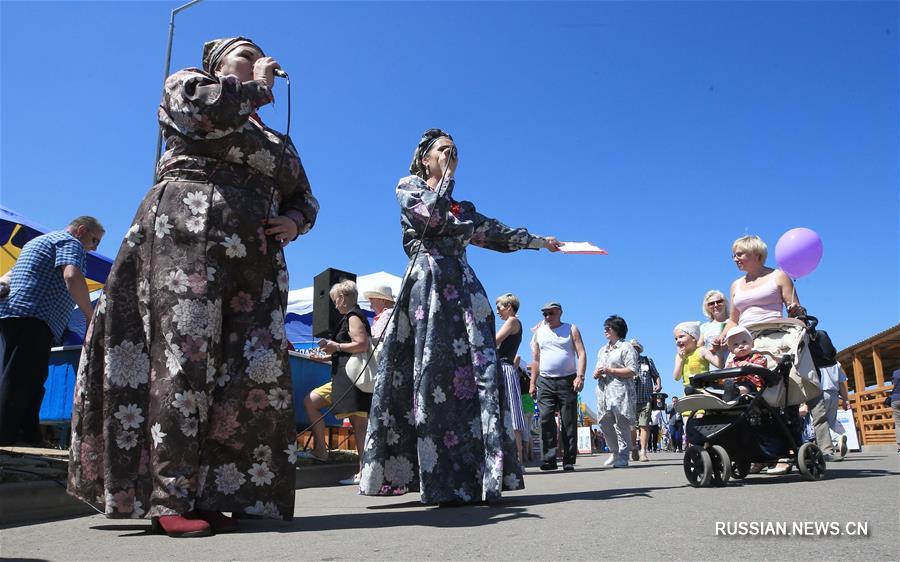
[[363, 285, 395, 339]]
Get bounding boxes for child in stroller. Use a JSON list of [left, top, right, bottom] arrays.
[[674, 318, 826, 487], [683, 325, 766, 402]]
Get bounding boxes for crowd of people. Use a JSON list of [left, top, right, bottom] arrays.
[[0, 35, 895, 541]]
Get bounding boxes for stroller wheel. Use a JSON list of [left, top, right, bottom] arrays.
[[797, 442, 826, 481], [709, 445, 732, 486], [683, 445, 713, 488], [731, 458, 751, 480]]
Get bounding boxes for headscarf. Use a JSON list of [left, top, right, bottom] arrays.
[[409, 128, 454, 179], [202, 36, 265, 74], [673, 321, 701, 342]]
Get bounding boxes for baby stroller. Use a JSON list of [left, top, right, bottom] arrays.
[[674, 318, 825, 487]]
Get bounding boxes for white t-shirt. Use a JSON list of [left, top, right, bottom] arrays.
[[819, 363, 847, 393]]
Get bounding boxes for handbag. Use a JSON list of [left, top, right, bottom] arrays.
[[345, 341, 379, 393], [802, 315, 838, 369]]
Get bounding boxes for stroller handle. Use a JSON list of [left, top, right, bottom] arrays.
[[689, 358, 790, 389]]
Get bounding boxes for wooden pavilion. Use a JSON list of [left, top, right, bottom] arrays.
[[836, 323, 899, 446]]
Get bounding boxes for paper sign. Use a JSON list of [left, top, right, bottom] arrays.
[[559, 241, 608, 255], [577, 426, 593, 454], [834, 409, 861, 452]]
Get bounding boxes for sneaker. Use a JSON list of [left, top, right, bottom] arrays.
[[603, 454, 616, 467], [822, 452, 842, 463], [838, 434, 848, 457], [539, 461, 558, 471], [613, 457, 629, 468], [630, 449, 639, 461], [639, 449, 649, 462], [563, 464, 575, 472]]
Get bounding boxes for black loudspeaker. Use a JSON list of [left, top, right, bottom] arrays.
[[312, 268, 356, 338]]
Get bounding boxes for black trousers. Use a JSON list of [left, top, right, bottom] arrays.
[[0, 317, 52, 445], [537, 374, 578, 465]]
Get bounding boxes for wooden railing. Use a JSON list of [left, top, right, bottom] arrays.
[[296, 426, 358, 452], [849, 385, 895, 445]]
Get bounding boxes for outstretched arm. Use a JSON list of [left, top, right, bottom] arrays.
[[462, 200, 560, 253]]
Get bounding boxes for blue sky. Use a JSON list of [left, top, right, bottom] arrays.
[[1, 1, 897, 403]]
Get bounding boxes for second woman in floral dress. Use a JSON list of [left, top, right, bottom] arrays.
[[360, 129, 560, 505]]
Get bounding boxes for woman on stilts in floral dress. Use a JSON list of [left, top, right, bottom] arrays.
[[359, 129, 560, 505], [68, 37, 318, 537]]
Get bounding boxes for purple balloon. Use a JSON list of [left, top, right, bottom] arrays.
[[775, 228, 823, 279]]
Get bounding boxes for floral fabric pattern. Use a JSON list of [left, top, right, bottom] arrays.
[[67, 68, 318, 520], [359, 175, 544, 504]]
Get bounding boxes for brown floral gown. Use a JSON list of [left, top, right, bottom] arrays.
[[67, 68, 318, 520]]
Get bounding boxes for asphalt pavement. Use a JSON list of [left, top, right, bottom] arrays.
[[2, 449, 897, 561]]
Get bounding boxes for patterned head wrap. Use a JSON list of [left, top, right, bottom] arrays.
[[673, 321, 701, 342], [409, 128, 454, 179], [202, 36, 265, 74]]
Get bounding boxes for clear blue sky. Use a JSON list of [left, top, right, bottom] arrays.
[[2, 1, 897, 403]]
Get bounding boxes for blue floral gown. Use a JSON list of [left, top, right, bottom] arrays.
[[359, 175, 546, 504]]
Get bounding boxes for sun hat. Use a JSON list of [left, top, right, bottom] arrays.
[[363, 285, 395, 304]]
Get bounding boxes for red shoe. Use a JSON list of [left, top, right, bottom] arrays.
[[152, 515, 212, 538], [195, 510, 238, 533]]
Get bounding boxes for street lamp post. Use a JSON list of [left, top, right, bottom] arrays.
[[153, 0, 204, 182]]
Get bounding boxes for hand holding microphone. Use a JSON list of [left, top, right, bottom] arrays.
[[253, 56, 286, 87]]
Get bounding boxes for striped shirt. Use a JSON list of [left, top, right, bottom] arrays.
[[0, 230, 86, 343]]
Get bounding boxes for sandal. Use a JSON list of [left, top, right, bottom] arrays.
[[765, 462, 792, 475], [297, 450, 328, 463]]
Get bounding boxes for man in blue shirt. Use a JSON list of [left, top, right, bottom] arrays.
[[0, 216, 103, 445]]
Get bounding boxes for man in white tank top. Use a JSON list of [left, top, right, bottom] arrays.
[[529, 302, 586, 471]]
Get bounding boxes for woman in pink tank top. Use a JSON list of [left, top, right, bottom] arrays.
[[717, 235, 807, 475], [717, 235, 806, 342]]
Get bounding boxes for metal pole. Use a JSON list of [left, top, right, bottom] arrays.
[[154, 0, 204, 182]]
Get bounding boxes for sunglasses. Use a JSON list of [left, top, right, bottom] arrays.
[[542, 310, 558, 317], [707, 300, 725, 307]]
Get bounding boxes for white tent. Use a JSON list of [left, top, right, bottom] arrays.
[[284, 271, 403, 347], [285, 271, 403, 316]]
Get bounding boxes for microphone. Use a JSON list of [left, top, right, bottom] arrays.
[[274, 69, 289, 79]]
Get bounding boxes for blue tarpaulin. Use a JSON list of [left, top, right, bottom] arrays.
[[42, 348, 343, 428]]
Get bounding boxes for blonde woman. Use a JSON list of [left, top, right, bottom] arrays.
[[716, 235, 805, 345], [496, 293, 526, 464], [700, 290, 729, 367], [715, 235, 806, 474], [318, 280, 372, 485]]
